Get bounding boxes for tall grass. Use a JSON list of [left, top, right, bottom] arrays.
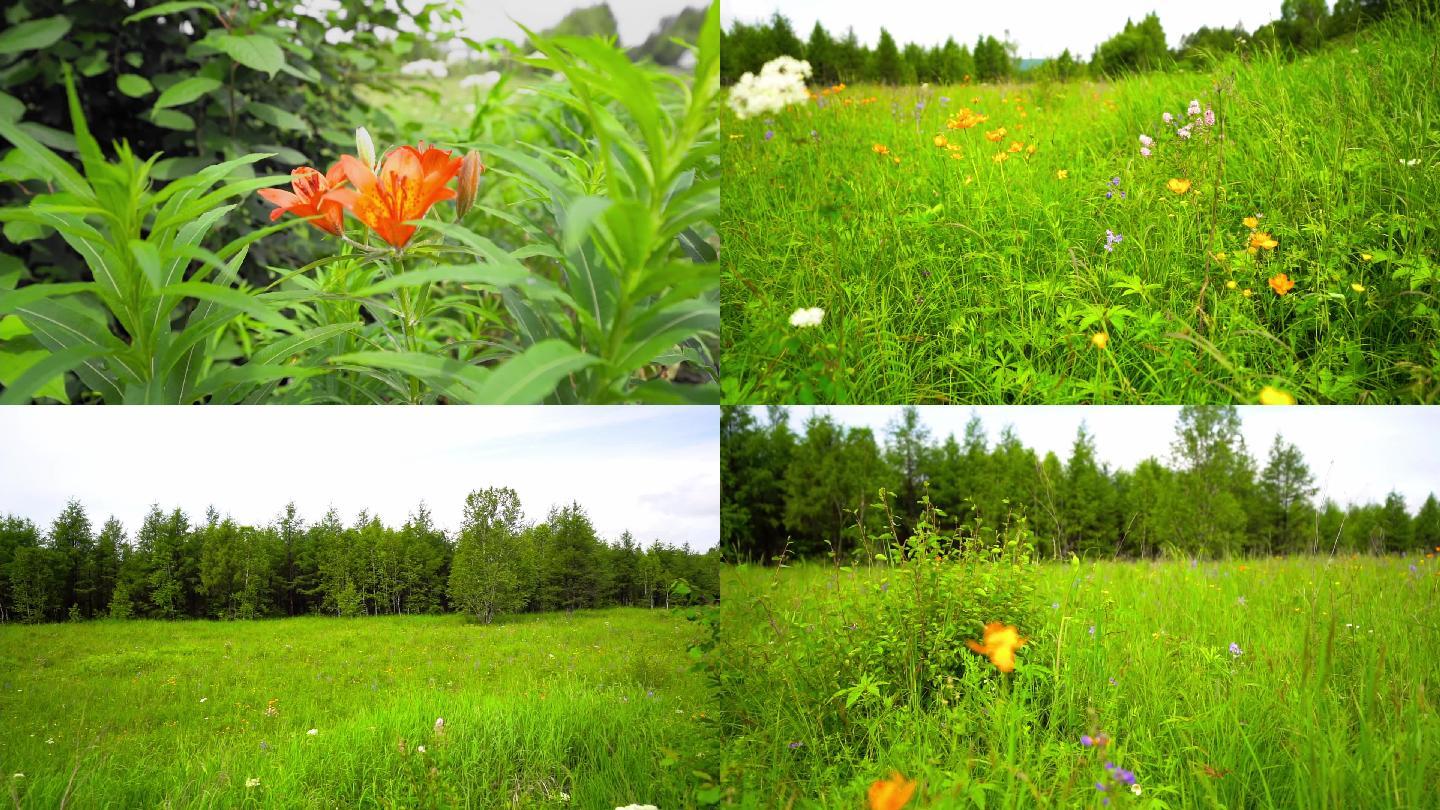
[[721, 18, 1440, 404], [0, 609, 717, 808], [719, 554, 1440, 807]]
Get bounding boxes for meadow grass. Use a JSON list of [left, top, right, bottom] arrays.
[[0, 608, 717, 808], [721, 19, 1440, 404], [719, 555, 1440, 808]]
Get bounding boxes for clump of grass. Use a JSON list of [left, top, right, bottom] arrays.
[[722, 17, 1440, 404], [720, 552, 1440, 807], [0, 609, 717, 808]]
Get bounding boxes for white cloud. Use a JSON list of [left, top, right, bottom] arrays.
[[0, 406, 718, 550]]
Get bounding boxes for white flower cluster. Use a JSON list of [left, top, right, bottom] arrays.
[[789, 307, 824, 328], [460, 71, 502, 89], [727, 56, 811, 120], [400, 59, 449, 79]]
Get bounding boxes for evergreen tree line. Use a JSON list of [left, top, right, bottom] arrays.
[[723, 406, 1440, 563], [722, 0, 1425, 85], [0, 490, 719, 625]]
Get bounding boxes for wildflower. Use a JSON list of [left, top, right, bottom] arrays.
[[933, 135, 948, 148], [1166, 178, 1192, 195], [868, 772, 917, 810], [789, 307, 825, 328], [964, 622, 1026, 673], [1081, 735, 1094, 746], [1229, 642, 1243, 657], [984, 127, 1007, 142], [1225, 280, 1237, 290], [872, 143, 890, 155], [417, 744, 426, 753], [435, 717, 445, 733], [559, 792, 571, 802], [1089, 625, 1097, 636], [1139, 134, 1153, 147], [400, 59, 448, 78], [1140, 146, 1151, 157], [1056, 169, 1069, 180], [1104, 230, 1123, 252], [1188, 99, 1202, 116], [12, 774, 23, 779], [258, 164, 348, 236], [1249, 231, 1278, 251], [355, 127, 377, 171], [246, 777, 260, 789], [727, 56, 812, 119], [1162, 111, 1174, 124], [1361, 253, 1373, 261], [451, 151, 485, 219], [1243, 216, 1259, 229], [1095, 782, 1107, 792], [328, 144, 462, 248], [1400, 158, 1420, 167], [1132, 785, 1143, 796], [307, 728, 318, 736], [1026, 144, 1037, 155], [1177, 125, 1192, 139], [200, 697, 207, 703], [1091, 332, 1109, 350], [1351, 282, 1365, 292], [993, 152, 1009, 163], [788, 741, 803, 749], [1237, 596, 1246, 605], [764, 129, 774, 141], [1203, 108, 1216, 126], [1007, 141, 1024, 153], [1268, 273, 1295, 296]]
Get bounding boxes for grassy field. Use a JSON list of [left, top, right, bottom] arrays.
[[719, 554, 1440, 808], [0, 609, 718, 808], [721, 20, 1440, 404]]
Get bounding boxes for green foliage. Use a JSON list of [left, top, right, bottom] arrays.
[[448, 487, 527, 623], [724, 405, 1440, 561], [0, 610, 717, 807], [722, 554, 1440, 807], [722, 17, 1440, 404]]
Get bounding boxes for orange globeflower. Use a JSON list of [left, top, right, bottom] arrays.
[[873, 143, 891, 155], [1167, 178, 1192, 194], [1268, 272, 1295, 295], [868, 772, 917, 810], [328, 144, 463, 248], [1243, 216, 1260, 229], [258, 164, 347, 236], [965, 622, 1025, 672], [1250, 231, 1279, 251], [984, 127, 1007, 142]]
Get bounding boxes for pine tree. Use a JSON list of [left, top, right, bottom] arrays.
[[873, 28, 901, 84]]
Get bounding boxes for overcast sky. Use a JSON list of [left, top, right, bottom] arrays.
[[0, 407, 718, 550], [458, 0, 698, 45], [775, 406, 1440, 512], [723, 0, 1286, 59]]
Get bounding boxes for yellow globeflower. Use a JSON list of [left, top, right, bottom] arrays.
[[1167, 178, 1192, 194], [1258, 386, 1296, 405], [1091, 331, 1110, 349]]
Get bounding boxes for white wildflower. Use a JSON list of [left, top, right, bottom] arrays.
[[1400, 158, 1420, 167], [559, 792, 570, 802], [727, 55, 812, 120], [11, 774, 22, 779], [788, 307, 824, 328], [434, 717, 446, 735], [246, 777, 261, 789], [199, 697, 207, 703], [460, 71, 501, 89], [1131, 784, 1142, 796], [417, 744, 426, 753], [306, 728, 318, 736]]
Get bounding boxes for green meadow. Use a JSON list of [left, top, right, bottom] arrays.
[[0, 609, 718, 808], [719, 555, 1440, 808], [720, 19, 1440, 404]]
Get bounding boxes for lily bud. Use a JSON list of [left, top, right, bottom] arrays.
[[456, 151, 485, 218], [355, 127, 376, 171]]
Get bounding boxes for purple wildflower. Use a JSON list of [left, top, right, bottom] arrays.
[[1089, 626, 1096, 637], [1106, 191, 1113, 199], [1139, 134, 1153, 147], [1410, 564, 1418, 573], [881, 581, 889, 592], [1110, 176, 1122, 186], [764, 130, 774, 141], [1081, 735, 1094, 747], [1229, 642, 1243, 657], [1120, 191, 1126, 199], [1188, 99, 1202, 116], [1095, 782, 1107, 792], [788, 741, 802, 749], [1163, 111, 1174, 124], [1118, 769, 1136, 786], [1140, 146, 1151, 157], [940, 96, 951, 103], [1177, 125, 1192, 140], [1109, 677, 1117, 686], [1104, 230, 1124, 252], [1204, 107, 1216, 126]]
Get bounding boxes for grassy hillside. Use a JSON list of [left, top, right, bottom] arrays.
[[0, 609, 717, 808], [721, 19, 1440, 404]]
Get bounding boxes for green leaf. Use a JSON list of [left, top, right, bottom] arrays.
[[153, 77, 221, 110], [244, 101, 307, 132], [0, 345, 102, 405], [470, 340, 598, 404], [117, 75, 154, 98], [212, 34, 285, 77], [328, 351, 491, 401], [0, 16, 72, 56], [122, 1, 219, 24], [351, 263, 529, 298], [0, 92, 22, 124], [149, 109, 195, 131], [156, 281, 296, 333]]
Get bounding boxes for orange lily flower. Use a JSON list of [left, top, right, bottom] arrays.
[[869, 772, 917, 810], [327, 144, 462, 248], [1268, 272, 1295, 295], [965, 622, 1025, 672], [258, 164, 347, 236]]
